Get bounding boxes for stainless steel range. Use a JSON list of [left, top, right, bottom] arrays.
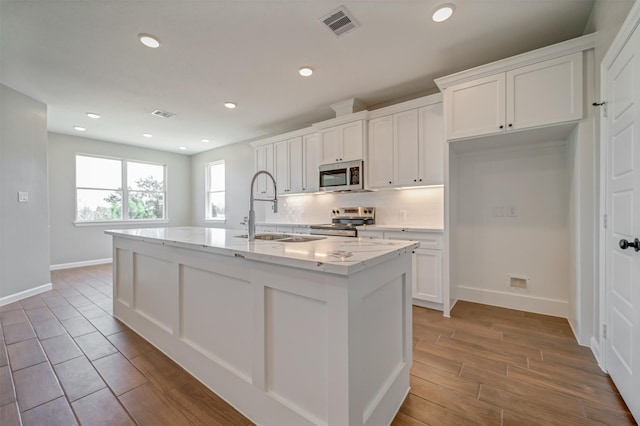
[[309, 207, 375, 237]]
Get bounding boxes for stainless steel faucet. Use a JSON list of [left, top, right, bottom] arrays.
[[248, 170, 278, 241]]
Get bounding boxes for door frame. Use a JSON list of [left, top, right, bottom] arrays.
[[598, 0, 640, 371]]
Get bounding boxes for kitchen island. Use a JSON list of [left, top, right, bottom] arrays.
[[106, 227, 417, 426]]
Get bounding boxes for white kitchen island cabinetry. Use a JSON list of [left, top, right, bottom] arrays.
[[358, 226, 444, 310], [439, 51, 583, 141], [368, 94, 444, 189], [106, 227, 416, 426]]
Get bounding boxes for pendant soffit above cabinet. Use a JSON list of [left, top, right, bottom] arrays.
[[434, 33, 596, 91]]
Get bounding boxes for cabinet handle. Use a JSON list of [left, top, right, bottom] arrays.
[[414, 179, 417, 182], [389, 181, 392, 184], [508, 123, 513, 128], [499, 125, 504, 129], [419, 179, 422, 182]]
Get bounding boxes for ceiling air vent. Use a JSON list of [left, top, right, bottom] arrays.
[[151, 109, 176, 119], [320, 6, 359, 37]]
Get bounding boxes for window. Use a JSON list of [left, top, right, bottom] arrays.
[[206, 160, 225, 220], [75, 155, 166, 223]]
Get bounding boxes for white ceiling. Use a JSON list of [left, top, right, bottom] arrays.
[[0, 0, 595, 155]]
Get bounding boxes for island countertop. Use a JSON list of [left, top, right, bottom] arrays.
[[105, 226, 418, 276]]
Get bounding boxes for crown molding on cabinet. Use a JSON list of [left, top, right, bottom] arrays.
[[434, 33, 596, 90], [312, 110, 370, 130], [367, 92, 443, 120], [249, 126, 316, 147]]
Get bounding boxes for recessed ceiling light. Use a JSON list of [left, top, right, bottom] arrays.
[[299, 67, 314, 77], [138, 33, 161, 48], [432, 4, 455, 22], [143, 133, 153, 138], [224, 102, 237, 109], [201, 139, 210, 143], [179, 146, 187, 150], [86, 112, 100, 119], [73, 126, 86, 132]]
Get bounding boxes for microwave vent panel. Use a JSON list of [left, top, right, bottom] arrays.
[[320, 6, 359, 37]]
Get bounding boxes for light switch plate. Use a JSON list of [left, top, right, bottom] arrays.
[[18, 192, 29, 202]]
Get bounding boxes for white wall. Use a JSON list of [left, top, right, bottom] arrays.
[[0, 84, 51, 300], [48, 132, 191, 267], [454, 140, 571, 317], [190, 141, 254, 229]]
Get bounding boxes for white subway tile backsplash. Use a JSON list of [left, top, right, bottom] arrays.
[[264, 187, 443, 227]]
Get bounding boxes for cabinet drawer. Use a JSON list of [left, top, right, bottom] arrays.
[[383, 231, 443, 249]]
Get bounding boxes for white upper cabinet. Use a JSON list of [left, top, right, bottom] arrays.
[[252, 129, 316, 196], [394, 109, 420, 186], [368, 115, 394, 187], [319, 120, 365, 164], [419, 103, 444, 185], [367, 94, 444, 189], [254, 143, 275, 196], [507, 52, 583, 130], [274, 136, 303, 194], [302, 133, 320, 193], [445, 73, 506, 140], [441, 51, 584, 141]]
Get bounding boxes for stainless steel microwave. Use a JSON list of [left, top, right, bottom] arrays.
[[319, 160, 364, 192]]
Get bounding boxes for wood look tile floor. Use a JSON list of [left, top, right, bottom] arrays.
[[0, 264, 635, 425]]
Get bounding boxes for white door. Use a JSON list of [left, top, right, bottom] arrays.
[[394, 109, 419, 186], [605, 15, 640, 421]]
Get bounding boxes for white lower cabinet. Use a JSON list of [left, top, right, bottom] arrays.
[[358, 229, 443, 307]]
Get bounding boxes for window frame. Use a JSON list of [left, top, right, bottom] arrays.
[[205, 160, 226, 223], [74, 154, 169, 226]]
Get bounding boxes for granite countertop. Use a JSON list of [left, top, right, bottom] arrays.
[[356, 225, 444, 232], [105, 227, 418, 276]]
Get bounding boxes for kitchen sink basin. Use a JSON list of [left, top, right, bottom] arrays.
[[235, 233, 291, 240], [235, 233, 326, 242], [278, 236, 326, 243]]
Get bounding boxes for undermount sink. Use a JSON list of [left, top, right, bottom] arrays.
[[235, 233, 291, 240], [278, 236, 326, 243], [235, 233, 326, 242]]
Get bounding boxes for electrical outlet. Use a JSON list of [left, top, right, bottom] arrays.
[[507, 206, 517, 217], [18, 192, 29, 203], [492, 206, 504, 217]]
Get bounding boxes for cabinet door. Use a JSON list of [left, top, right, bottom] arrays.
[[254, 144, 274, 196], [394, 109, 419, 186], [274, 140, 289, 194], [320, 127, 341, 164], [341, 121, 364, 161], [418, 103, 444, 185], [507, 52, 583, 130], [413, 248, 442, 303], [445, 73, 506, 140], [288, 137, 303, 193], [302, 133, 320, 192], [368, 115, 394, 188]]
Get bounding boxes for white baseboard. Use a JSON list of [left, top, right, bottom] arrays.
[[456, 285, 568, 318], [50, 258, 112, 271], [412, 298, 443, 312], [591, 336, 607, 373], [0, 283, 53, 307]]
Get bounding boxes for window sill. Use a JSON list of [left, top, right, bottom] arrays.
[[74, 220, 170, 227]]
